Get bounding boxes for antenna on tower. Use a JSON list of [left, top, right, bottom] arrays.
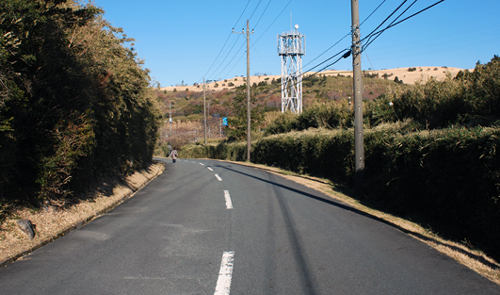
[[278, 22, 305, 114]]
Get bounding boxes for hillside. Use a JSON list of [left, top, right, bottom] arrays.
[[160, 67, 464, 92], [154, 66, 464, 151]]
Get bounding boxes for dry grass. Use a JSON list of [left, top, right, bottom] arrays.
[[160, 67, 464, 93], [228, 160, 500, 285], [0, 162, 165, 266]]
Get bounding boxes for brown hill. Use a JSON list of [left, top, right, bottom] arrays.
[[160, 66, 465, 92]]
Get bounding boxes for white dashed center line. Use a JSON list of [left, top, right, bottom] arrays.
[[223, 190, 233, 209], [207, 167, 213, 171], [215, 174, 222, 181], [199, 163, 205, 166], [214, 251, 235, 295]]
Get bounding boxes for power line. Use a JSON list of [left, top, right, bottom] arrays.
[[253, 0, 273, 29], [203, 0, 291, 84], [211, 0, 293, 81], [199, 0, 252, 82], [248, 0, 263, 21], [361, 0, 387, 27], [362, 0, 409, 46], [209, 35, 245, 81], [303, 0, 387, 70], [306, 48, 351, 74], [362, 0, 418, 51], [362, 0, 446, 52], [234, 0, 252, 28], [242, 0, 445, 104], [252, 0, 293, 44], [214, 39, 247, 81], [306, 0, 445, 76]]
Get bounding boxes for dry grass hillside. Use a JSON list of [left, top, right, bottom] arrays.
[[161, 67, 464, 92]]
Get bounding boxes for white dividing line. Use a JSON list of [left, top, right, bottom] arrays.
[[224, 190, 233, 210], [215, 174, 222, 181], [214, 251, 235, 295], [199, 163, 205, 166], [207, 167, 214, 171]]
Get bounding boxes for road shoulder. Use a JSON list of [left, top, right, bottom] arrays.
[[0, 161, 165, 267]]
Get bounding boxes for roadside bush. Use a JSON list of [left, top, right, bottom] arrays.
[[365, 56, 500, 129], [265, 101, 354, 135], [0, 0, 160, 207], [364, 126, 500, 260]]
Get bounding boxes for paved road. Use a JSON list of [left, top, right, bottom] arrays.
[[1, 158, 499, 294]]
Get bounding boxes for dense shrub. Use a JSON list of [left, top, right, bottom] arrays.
[[0, 0, 160, 206], [364, 127, 500, 259], [377, 56, 500, 128], [265, 101, 355, 135]]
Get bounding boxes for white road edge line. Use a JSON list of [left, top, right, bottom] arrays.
[[214, 251, 235, 295], [224, 190, 233, 210], [207, 167, 214, 171], [215, 174, 222, 181]]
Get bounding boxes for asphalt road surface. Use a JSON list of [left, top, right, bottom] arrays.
[[1, 158, 499, 294]]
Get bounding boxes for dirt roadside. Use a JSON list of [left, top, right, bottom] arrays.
[[0, 161, 165, 267]]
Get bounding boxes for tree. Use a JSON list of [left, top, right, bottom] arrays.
[[227, 88, 264, 140], [0, 0, 160, 206]]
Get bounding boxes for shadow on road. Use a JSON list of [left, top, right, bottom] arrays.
[[215, 162, 500, 273]]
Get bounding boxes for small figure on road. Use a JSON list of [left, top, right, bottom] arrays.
[[170, 148, 178, 163]]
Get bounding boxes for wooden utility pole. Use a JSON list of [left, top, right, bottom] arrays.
[[351, 0, 365, 194], [245, 20, 251, 162], [169, 101, 172, 138], [233, 20, 253, 161], [203, 78, 207, 145]]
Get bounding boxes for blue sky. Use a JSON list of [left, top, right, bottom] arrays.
[[92, 0, 500, 87]]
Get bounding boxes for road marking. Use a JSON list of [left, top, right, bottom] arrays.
[[224, 190, 233, 209], [215, 174, 222, 181], [214, 251, 235, 295], [208, 167, 214, 171], [199, 163, 205, 166]]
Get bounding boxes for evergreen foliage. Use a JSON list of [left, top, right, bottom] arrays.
[[377, 56, 500, 128], [226, 86, 264, 140], [0, 0, 160, 207]]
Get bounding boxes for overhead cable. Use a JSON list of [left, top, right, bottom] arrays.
[[199, 0, 252, 82], [253, 0, 273, 29], [304, 0, 387, 70], [362, 0, 445, 52]]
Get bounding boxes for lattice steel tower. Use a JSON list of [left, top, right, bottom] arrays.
[[278, 24, 305, 114]]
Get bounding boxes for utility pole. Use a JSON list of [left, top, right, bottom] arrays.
[[203, 78, 207, 145], [351, 0, 364, 195], [233, 20, 254, 162], [169, 101, 172, 139]]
